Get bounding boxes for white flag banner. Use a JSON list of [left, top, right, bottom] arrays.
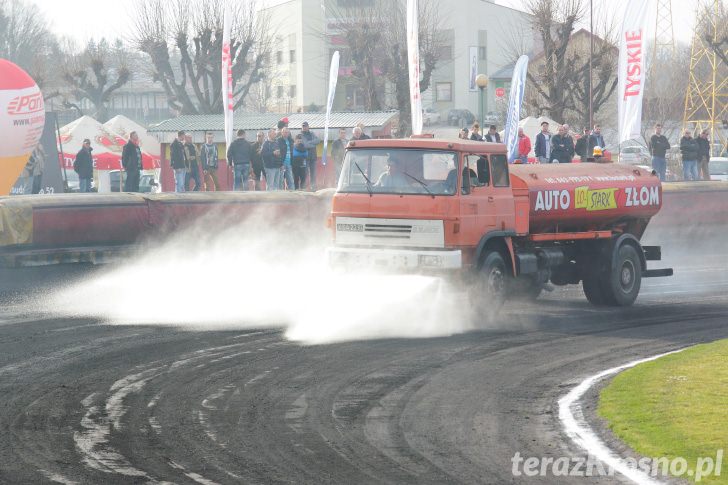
[[406, 0, 423, 135], [322, 51, 340, 168], [504, 55, 529, 163], [618, 0, 651, 144], [222, 3, 233, 150]]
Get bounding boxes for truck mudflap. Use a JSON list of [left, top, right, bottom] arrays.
[[327, 247, 462, 270]]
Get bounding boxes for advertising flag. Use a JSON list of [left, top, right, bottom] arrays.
[[222, 3, 234, 150], [504, 55, 529, 163], [322, 51, 340, 168], [618, 0, 651, 144], [407, 0, 423, 135]]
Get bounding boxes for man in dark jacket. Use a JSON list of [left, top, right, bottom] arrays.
[[184, 134, 201, 191], [251, 131, 265, 190], [575, 128, 590, 162], [696, 129, 711, 181], [550, 125, 575, 163], [74, 138, 94, 193], [262, 128, 282, 190], [679, 129, 699, 181], [484, 125, 501, 143], [170, 130, 188, 192], [534, 121, 551, 163], [301, 121, 321, 190], [227, 129, 252, 191], [277, 127, 295, 190], [587, 124, 606, 158], [331, 128, 348, 183], [648, 123, 671, 181], [122, 132, 143, 192]]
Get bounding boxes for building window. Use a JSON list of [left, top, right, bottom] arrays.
[[437, 45, 452, 61], [277, 85, 284, 98], [436, 82, 452, 102], [276, 51, 283, 64], [289, 50, 296, 63], [290, 85, 297, 98]]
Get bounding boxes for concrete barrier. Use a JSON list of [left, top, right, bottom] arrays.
[[0, 183, 725, 268]]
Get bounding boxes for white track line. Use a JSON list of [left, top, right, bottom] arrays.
[[558, 349, 686, 485]]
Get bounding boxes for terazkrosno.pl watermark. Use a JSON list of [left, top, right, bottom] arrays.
[[512, 450, 723, 482]]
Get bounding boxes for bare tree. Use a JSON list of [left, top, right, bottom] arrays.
[[701, 1, 728, 66], [0, 0, 58, 90], [328, 0, 441, 135], [62, 38, 131, 122], [133, 0, 272, 115]]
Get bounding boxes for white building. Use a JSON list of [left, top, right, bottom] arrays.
[[260, 0, 535, 124]]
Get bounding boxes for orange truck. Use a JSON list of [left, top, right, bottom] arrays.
[[327, 136, 672, 314]]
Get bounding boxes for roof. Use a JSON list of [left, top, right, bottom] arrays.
[[490, 64, 514, 80], [347, 138, 507, 154], [148, 111, 398, 133]]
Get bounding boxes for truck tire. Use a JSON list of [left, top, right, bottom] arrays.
[[600, 244, 642, 307], [471, 250, 509, 321], [582, 270, 606, 305]]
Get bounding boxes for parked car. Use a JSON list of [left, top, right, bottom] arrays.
[[447, 109, 476, 127], [619, 146, 650, 165], [634, 164, 678, 182], [63, 170, 95, 193], [423, 107, 440, 126], [709, 157, 728, 181], [110, 170, 160, 193]]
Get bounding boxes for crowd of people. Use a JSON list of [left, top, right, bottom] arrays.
[[165, 119, 371, 193], [459, 121, 608, 164]]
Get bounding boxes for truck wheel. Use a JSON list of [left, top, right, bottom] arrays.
[[601, 244, 642, 307], [582, 271, 606, 305], [471, 250, 509, 321]]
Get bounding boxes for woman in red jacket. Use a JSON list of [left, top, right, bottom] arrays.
[[517, 127, 531, 164]]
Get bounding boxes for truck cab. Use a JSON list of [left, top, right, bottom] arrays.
[[328, 138, 513, 272]]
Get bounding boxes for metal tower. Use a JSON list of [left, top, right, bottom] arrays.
[[649, 0, 676, 79], [683, 0, 727, 153]]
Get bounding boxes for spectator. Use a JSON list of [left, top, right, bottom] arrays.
[[262, 128, 282, 191], [575, 128, 590, 163], [227, 129, 252, 191], [292, 133, 308, 190], [679, 129, 699, 181], [648, 123, 670, 181], [331, 128, 348, 183], [696, 129, 711, 181], [122, 132, 143, 192], [551, 125, 575, 164], [484, 125, 501, 143], [516, 127, 531, 163], [352, 126, 370, 140], [251, 131, 265, 190], [301, 121, 321, 190], [470, 122, 483, 141], [277, 127, 296, 190], [200, 132, 220, 191], [30, 145, 45, 194], [534, 121, 552, 163], [458, 127, 469, 140], [74, 139, 94, 193], [563, 124, 575, 157], [183, 134, 201, 191], [588, 124, 605, 158], [170, 130, 188, 192]]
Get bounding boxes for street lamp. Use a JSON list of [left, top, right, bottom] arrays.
[[476, 74, 489, 129]]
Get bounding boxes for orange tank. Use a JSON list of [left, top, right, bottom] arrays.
[[509, 163, 662, 234]]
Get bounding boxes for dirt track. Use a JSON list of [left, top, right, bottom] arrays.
[[0, 258, 726, 484]]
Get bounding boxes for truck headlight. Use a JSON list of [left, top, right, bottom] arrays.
[[418, 254, 443, 268]]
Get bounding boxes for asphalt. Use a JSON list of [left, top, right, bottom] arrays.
[[0, 252, 727, 484]]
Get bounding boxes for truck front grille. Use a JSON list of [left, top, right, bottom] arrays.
[[364, 224, 412, 239]]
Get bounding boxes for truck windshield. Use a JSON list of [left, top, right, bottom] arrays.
[[338, 148, 458, 195]]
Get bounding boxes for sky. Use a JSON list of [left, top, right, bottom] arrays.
[[29, 0, 699, 47]]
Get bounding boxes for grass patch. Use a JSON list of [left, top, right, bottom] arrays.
[[598, 339, 728, 483]]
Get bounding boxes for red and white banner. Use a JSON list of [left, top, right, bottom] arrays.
[[617, 0, 651, 144], [406, 0, 423, 135], [222, 3, 233, 150]]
